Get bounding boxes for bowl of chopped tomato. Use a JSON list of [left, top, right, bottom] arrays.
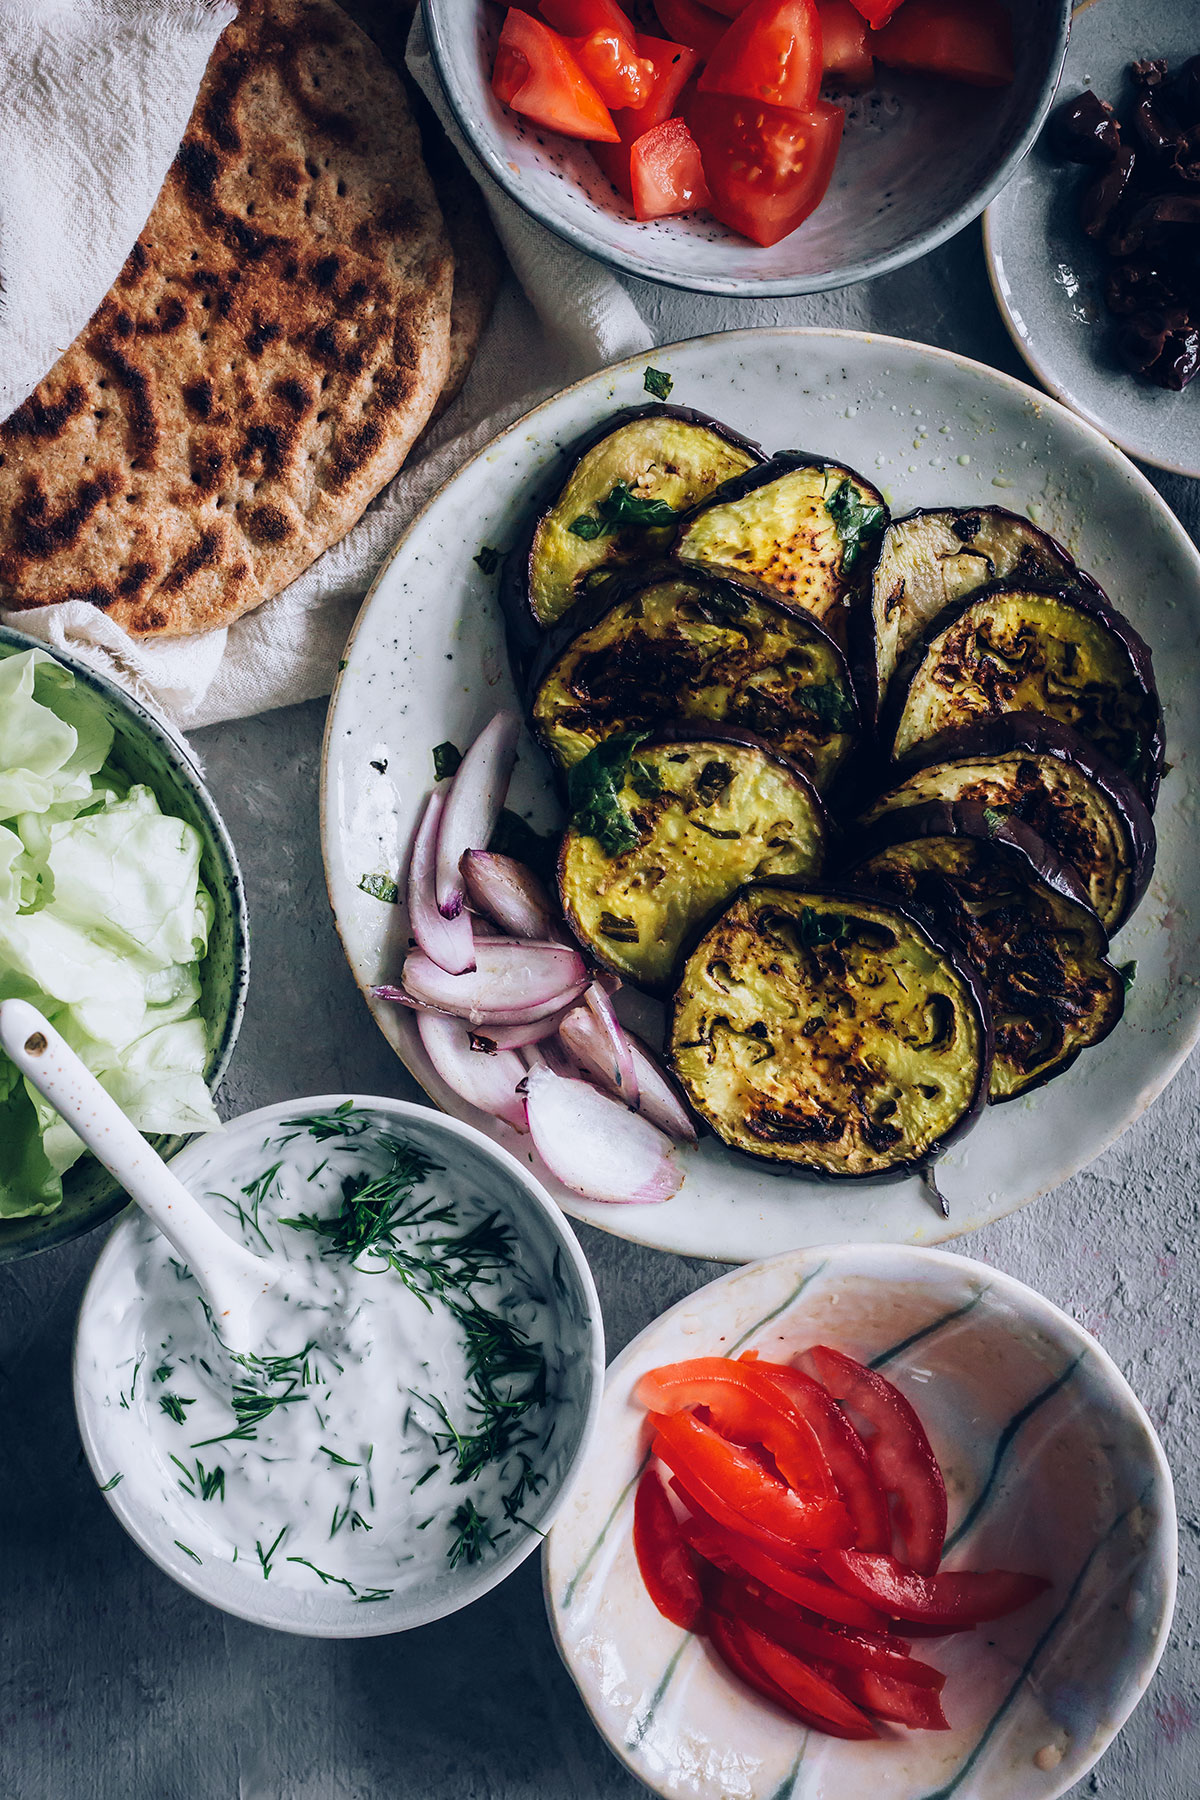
[[544, 1242, 1176, 1797], [422, 0, 1072, 294]]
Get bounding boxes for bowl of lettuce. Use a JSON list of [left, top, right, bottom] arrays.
[[0, 627, 248, 1257]]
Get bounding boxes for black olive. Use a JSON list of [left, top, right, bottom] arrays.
[[1081, 144, 1137, 238], [1052, 90, 1122, 164], [1149, 325, 1200, 391], [1167, 55, 1200, 130]]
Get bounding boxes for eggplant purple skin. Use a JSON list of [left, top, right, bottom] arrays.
[[665, 877, 994, 1184], [884, 712, 1157, 930], [880, 577, 1167, 809], [556, 721, 832, 993], [498, 404, 765, 684]]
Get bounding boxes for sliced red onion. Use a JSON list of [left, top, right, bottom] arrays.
[[583, 981, 638, 1104], [557, 1009, 697, 1143], [523, 1066, 682, 1204], [407, 789, 475, 975], [463, 851, 557, 940], [417, 1013, 527, 1133], [435, 711, 521, 919], [401, 939, 586, 1025], [468, 1010, 573, 1051]]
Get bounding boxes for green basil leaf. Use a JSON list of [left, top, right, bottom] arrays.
[[473, 545, 501, 575], [643, 367, 673, 400], [568, 513, 607, 541], [359, 873, 399, 904], [566, 731, 652, 857], [795, 681, 855, 729], [432, 741, 462, 781], [827, 479, 885, 574], [796, 905, 848, 947]]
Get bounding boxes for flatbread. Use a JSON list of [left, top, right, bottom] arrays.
[[0, 0, 453, 636]]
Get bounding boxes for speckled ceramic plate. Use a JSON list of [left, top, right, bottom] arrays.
[[320, 328, 1200, 1264], [544, 1243, 1176, 1800], [984, 0, 1200, 478]]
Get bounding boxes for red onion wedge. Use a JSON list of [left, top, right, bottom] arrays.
[[467, 1011, 573, 1051], [463, 851, 556, 940], [435, 711, 521, 920], [584, 981, 638, 1105], [523, 1066, 683, 1204], [557, 1009, 697, 1143], [417, 1013, 528, 1133], [407, 789, 475, 975], [401, 939, 587, 1025]]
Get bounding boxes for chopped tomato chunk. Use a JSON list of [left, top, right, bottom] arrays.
[[847, 0, 904, 25], [633, 1467, 705, 1629], [698, 0, 823, 112], [539, 0, 637, 36], [870, 0, 1014, 87], [492, 9, 620, 140], [690, 94, 843, 245], [817, 0, 875, 89], [589, 33, 700, 197], [630, 118, 711, 218], [821, 1550, 1051, 1627], [568, 29, 656, 108], [651, 0, 729, 59]]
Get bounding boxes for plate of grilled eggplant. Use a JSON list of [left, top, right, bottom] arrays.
[[322, 328, 1200, 1262]]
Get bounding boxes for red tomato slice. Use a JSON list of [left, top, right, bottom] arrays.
[[752, 1361, 891, 1552], [847, 0, 904, 25], [637, 1359, 839, 1498], [870, 0, 1014, 87], [821, 1661, 951, 1729], [699, 0, 823, 111], [690, 95, 843, 246], [737, 1622, 879, 1739], [678, 1509, 888, 1630], [539, 0, 637, 35], [652, 1411, 853, 1554], [633, 1467, 706, 1629], [707, 1610, 810, 1721], [809, 1344, 948, 1573], [630, 118, 711, 218], [652, 0, 729, 59], [588, 33, 700, 198], [821, 1550, 1051, 1627], [569, 28, 656, 107], [492, 9, 620, 140], [817, 0, 875, 88], [710, 1571, 948, 1689]]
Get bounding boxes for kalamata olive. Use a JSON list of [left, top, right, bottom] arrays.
[[1081, 145, 1136, 238], [1053, 90, 1121, 164], [1167, 55, 1200, 129], [1104, 260, 1186, 317], [1152, 326, 1200, 391]]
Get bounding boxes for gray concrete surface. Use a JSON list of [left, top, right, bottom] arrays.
[[2, 229, 1198, 1798]]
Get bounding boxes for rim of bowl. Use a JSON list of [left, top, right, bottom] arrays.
[[543, 1239, 1178, 1800], [0, 624, 250, 1261], [420, 0, 1074, 298], [73, 1093, 607, 1637]]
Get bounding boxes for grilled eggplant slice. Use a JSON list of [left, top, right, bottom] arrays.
[[531, 571, 858, 791], [517, 406, 761, 635], [860, 715, 1155, 932], [674, 454, 887, 645], [670, 885, 990, 1177], [558, 731, 825, 992], [888, 585, 1164, 804], [868, 507, 1078, 720], [846, 802, 1123, 1101]]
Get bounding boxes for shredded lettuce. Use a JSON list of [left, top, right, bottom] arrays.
[[0, 647, 220, 1219]]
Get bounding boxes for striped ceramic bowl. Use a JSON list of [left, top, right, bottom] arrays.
[[544, 1243, 1175, 1800]]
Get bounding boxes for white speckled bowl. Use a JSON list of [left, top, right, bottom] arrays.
[[420, 0, 1072, 295], [545, 1243, 1176, 1800], [74, 1095, 604, 1637]]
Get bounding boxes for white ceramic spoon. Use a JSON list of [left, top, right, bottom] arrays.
[[0, 997, 287, 1354]]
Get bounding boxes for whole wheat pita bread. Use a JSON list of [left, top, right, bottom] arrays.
[[0, 0, 453, 637]]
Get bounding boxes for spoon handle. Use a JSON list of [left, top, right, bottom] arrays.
[[0, 998, 272, 1346]]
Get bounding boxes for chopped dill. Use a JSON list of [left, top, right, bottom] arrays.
[[99, 1473, 123, 1492], [175, 1541, 203, 1565], [119, 1353, 145, 1410], [256, 1527, 287, 1579], [153, 1363, 173, 1384], [319, 1444, 359, 1467], [172, 1456, 225, 1502], [159, 1393, 195, 1424], [448, 1500, 507, 1569]]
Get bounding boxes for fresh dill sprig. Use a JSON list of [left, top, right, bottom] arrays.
[[99, 1473, 123, 1492], [256, 1527, 287, 1579], [175, 1541, 202, 1565], [319, 1444, 359, 1467], [153, 1363, 173, 1384], [159, 1393, 195, 1425], [275, 1099, 365, 1145], [171, 1455, 226, 1502], [448, 1500, 507, 1569], [119, 1353, 145, 1410]]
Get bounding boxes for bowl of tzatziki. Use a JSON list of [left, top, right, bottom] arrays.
[[73, 1094, 604, 1636]]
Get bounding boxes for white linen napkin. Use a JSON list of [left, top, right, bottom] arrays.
[[2, 6, 652, 733]]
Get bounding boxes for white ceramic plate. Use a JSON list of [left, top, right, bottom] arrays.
[[320, 328, 1200, 1265], [543, 1243, 1176, 1800]]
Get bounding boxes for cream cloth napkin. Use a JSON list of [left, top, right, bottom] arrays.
[[3, 8, 652, 733]]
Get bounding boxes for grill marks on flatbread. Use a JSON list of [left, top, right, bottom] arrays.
[[0, 0, 453, 636]]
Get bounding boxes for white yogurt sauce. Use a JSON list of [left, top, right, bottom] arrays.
[[88, 1105, 564, 1600]]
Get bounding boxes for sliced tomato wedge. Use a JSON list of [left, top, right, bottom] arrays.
[[821, 1550, 1051, 1627], [630, 118, 711, 218], [589, 33, 700, 197], [752, 1361, 891, 1552], [492, 9, 620, 140], [821, 1661, 951, 1730], [652, 1411, 853, 1555], [707, 1610, 808, 1721], [539, 0, 638, 36], [568, 28, 656, 108], [633, 1467, 706, 1630], [846, 0, 904, 25], [817, 0, 875, 88], [809, 1344, 947, 1573], [736, 1623, 879, 1739], [870, 0, 1014, 87], [698, 0, 823, 111], [652, 0, 729, 58], [678, 1509, 888, 1630], [711, 1572, 947, 1689], [690, 95, 842, 245], [637, 1359, 840, 1498]]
